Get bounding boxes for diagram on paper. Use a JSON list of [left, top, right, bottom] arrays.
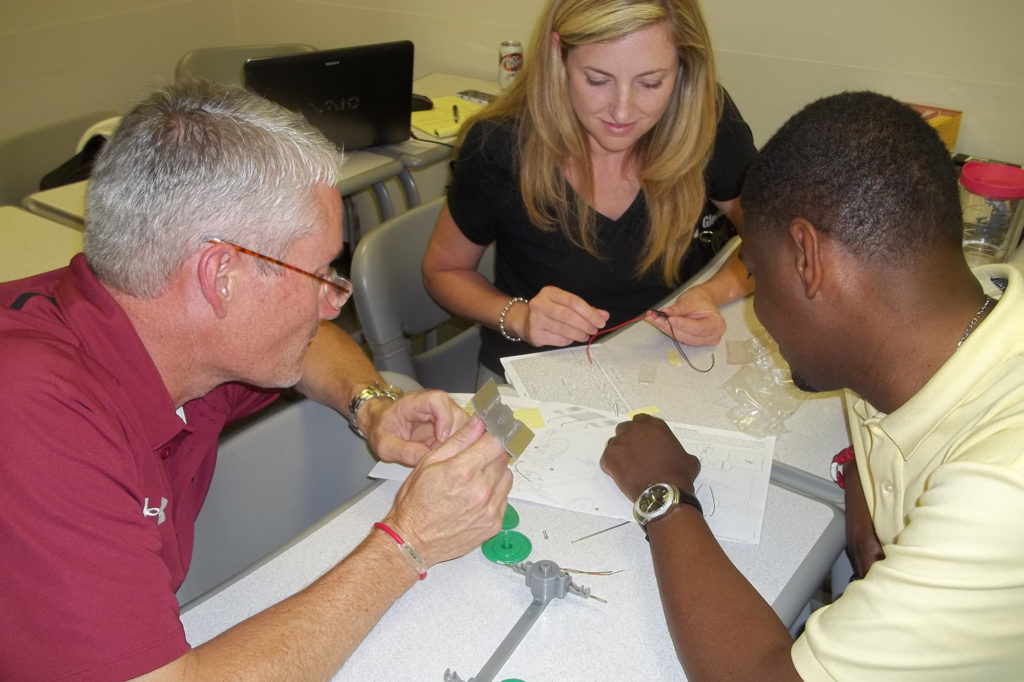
[[506, 404, 774, 544], [670, 425, 774, 544], [510, 406, 631, 520], [368, 397, 775, 545]]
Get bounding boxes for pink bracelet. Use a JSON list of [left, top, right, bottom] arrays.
[[830, 447, 856, 489], [373, 521, 427, 580]]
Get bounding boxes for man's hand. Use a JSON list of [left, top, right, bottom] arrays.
[[383, 417, 513, 566], [601, 414, 701, 500], [361, 390, 472, 467], [649, 285, 727, 348], [843, 460, 884, 578], [509, 286, 610, 348]]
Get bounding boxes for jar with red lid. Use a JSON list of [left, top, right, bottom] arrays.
[[960, 161, 1024, 266]]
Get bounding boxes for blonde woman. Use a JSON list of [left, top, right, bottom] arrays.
[[423, 0, 755, 383]]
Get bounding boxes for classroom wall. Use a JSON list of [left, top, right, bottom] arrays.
[[0, 0, 236, 139], [231, 0, 539, 83], [2, 0, 1023, 177], [703, 0, 1024, 163], [232, 0, 1024, 163]]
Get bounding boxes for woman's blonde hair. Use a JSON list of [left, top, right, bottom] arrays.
[[462, 0, 720, 286]]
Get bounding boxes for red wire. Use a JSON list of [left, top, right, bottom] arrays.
[[586, 310, 658, 363]]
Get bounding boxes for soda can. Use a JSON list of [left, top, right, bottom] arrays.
[[499, 40, 523, 90]]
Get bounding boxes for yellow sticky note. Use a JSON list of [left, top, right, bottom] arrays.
[[667, 349, 682, 366], [513, 407, 545, 430], [410, 95, 483, 139], [627, 406, 661, 418]]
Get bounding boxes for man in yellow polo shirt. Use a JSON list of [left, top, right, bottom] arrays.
[[601, 91, 1024, 679]]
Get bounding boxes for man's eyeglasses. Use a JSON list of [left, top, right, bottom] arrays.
[[208, 238, 352, 311]]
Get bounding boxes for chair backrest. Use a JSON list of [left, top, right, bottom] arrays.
[[174, 43, 316, 85], [351, 196, 494, 393]]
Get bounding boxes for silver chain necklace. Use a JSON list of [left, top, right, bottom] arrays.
[[957, 296, 995, 348]]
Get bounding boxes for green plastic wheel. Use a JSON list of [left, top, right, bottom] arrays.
[[501, 503, 520, 530], [481, 529, 532, 563]]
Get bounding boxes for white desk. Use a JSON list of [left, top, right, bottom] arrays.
[[386, 73, 499, 162], [20, 76, 496, 233], [21, 180, 87, 229], [608, 303, 849, 506], [181, 478, 843, 681], [368, 74, 502, 208], [590, 293, 850, 506], [22, 149, 407, 228], [512, 240, 851, 507], [0, 205, 82, 281]]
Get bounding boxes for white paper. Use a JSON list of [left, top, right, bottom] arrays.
[[501, 341, 720, 423], [369, 394, 775, 544]]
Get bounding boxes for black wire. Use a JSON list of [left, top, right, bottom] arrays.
[[653, 310, 715, 373]]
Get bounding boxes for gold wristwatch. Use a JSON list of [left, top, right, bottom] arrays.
[[347, 382, 403, 438], [633, 482, 703, 540]]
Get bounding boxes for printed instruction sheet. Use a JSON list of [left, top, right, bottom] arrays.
[[369, 394, 775, 544]]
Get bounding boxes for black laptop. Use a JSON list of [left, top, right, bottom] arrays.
[[244, 41, 414, 151]]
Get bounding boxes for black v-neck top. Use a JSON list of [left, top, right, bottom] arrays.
[[448, 89, 756, 372]]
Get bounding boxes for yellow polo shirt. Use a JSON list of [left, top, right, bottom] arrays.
[[793, 264, 1024, 680]]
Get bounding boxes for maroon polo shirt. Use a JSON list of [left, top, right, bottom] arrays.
[[0, 254, 279, 680]]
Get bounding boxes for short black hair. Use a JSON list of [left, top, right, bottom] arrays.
[[742, 91, 962, 263]]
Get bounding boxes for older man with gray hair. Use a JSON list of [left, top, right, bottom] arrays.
[[0, 80, 511, 680]]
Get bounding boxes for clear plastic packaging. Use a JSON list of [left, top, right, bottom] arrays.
[[721, 331, 803, 437]]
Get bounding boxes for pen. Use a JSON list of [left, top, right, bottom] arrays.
[[452, 104, 460, 123]]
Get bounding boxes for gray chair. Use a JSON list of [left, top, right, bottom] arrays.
[[174, 43, 316, 85], [351, 196, 494, 393], [176, 371, 419, 606]]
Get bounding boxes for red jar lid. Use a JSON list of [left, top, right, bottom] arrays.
[[960, 161, 1024, 200]]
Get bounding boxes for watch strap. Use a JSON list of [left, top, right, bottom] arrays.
[[347, 382, 403, 438], [635, 483, 703, 541], [672, 488, 703, 517]]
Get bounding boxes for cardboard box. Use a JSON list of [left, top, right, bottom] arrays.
[[907, 103, 962, 151]]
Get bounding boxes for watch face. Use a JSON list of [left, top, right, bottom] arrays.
[[638, 483, 671, 516]]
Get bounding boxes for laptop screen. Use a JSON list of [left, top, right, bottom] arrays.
[[244, 41, 414, 151]]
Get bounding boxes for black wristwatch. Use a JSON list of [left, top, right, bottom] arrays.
[[633, 482, 703, 540]]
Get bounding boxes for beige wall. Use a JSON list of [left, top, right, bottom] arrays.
[[232, 0, 1024, 162], [704, 0, 1024, 162], [230, 0, 540, 83], [0, 0, 236, 138], [2, 0, 1023, 163]]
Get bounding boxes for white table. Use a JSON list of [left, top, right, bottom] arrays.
[[20, 76, 498, 231], [368, 73, 502, 208], [181, 478, 843, 681], [0, 205, 83, 281], [22, 148, 408, 229], [512, 239, 851, 507], [595, 293, 850, 506], [22, 180, 87, 229]]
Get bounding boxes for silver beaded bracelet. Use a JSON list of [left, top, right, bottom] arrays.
[[499, 296, 528, 342]]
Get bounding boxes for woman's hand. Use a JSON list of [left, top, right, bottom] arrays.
[[505, 285, 609, 347], [649, 285, 727, 347]]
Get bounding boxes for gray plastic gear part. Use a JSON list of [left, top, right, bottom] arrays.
[[444, 560, 595, 682]]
